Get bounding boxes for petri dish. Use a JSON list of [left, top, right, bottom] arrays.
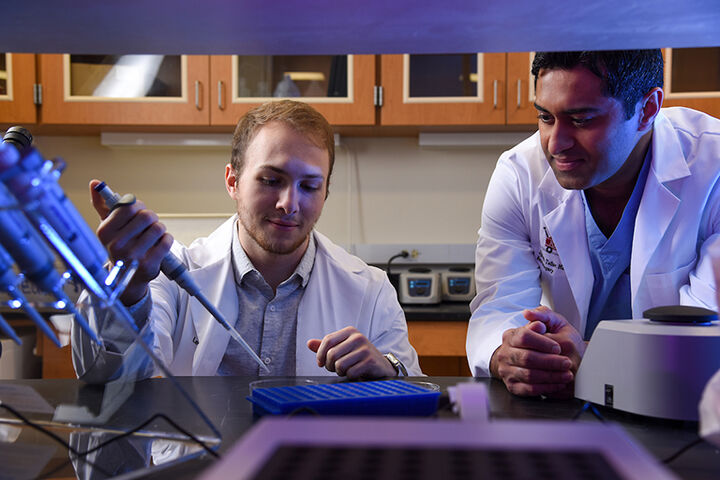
[[249, 378, 319, 395]]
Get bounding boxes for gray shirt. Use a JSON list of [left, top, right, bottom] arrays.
[[216, 221, 316, 376]]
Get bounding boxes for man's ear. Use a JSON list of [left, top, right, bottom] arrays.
[[225, 163, 238, 197], [638, 87, 664, 132]]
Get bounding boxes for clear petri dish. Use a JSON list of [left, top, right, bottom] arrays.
[[249, 378, 319, 396], [407, 381, 441, 392]]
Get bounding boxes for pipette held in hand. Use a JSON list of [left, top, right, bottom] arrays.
[[94, 181, 270, 373]]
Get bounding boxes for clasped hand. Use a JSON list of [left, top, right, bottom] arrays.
[[491, 306, 586, 397]]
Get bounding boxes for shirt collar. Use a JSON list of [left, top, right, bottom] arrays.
[[231, 219, 316, 288]]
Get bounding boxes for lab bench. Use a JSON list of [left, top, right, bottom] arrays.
[[0, 376, 716, 479]]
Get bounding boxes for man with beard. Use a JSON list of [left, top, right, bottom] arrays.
[[72, 100, 420, 382], [466, 50, 720, 397]]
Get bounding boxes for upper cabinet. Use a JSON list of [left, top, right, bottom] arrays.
[[380, 53, 506, 125], [39, 54, 210, 125], [3, 51, 719, 129], [209, 54, 375, 126], [662, 47, 720, 115], [37, 53, 374, 127], [506, 52, 537, 125], [0, 53, 37, 125]]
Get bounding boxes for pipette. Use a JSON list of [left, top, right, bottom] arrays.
[[95, 181, 270, 373], [0, 139, 102, 345], [0, 147, 109, 286], [0, 241, 62, 347]]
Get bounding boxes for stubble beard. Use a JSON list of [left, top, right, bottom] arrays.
[[237, 207, 312, 256]]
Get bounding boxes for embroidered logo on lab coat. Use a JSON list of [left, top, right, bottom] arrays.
[[536, 226, 564, 275]]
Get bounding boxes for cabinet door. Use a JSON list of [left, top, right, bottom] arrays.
[[506, 52, 538, 125], [380, 53, 506, 125], [39, 54, 210, 125], [210, 54, 375, 126], [662, 47, 720, 117], [0, 53, 37, 125]]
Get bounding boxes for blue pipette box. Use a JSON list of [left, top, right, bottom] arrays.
[[247, 380, 441, 417]]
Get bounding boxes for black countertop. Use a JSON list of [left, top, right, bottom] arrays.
[[3, 376, 717, 479]]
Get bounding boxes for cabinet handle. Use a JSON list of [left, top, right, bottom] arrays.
[[517, 79, 522, 108], [493, 80, 498, 109], [217, 81, 224, 110], [195, 81, 201, 110]]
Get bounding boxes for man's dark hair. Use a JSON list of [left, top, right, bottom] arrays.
[[531, 50, 664, 119]]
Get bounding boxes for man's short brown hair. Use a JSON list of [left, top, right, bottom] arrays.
[[231, 100, 335, 193]]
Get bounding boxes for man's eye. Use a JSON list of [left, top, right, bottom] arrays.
[[537, 114, 553, 124], [301, 183, 322, 192], [260, 177, 279, 186], [572, 117, 592, 126]]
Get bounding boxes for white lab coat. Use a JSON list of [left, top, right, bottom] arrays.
[[73, 216, 421, 381], [467, 107, 720, 376]]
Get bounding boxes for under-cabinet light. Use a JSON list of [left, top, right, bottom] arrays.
[[101, 132, 341, 148], [418, 132, 530, 147]]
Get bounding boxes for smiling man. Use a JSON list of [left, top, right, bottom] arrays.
[[72, 100, 420, 382], [466, 50, 720, 397]]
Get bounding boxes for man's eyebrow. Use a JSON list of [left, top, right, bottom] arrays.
[[261, 165, 324, 179], [534, 102, 549, 113], [533, 102, 601, 115]]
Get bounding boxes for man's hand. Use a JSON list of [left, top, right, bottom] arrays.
[[89, 179, 173, 306], [523, 306, 587, 398], [524, 306, 586, 371], [307, 326, 397, 379], [490, 306, 582, 397]]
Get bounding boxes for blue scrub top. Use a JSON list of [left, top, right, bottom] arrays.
[[582, 149, 652, 340]]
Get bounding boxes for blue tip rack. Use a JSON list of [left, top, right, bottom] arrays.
[[248, 380, 441, 417]]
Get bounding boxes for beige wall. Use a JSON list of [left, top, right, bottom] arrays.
[[33, 134, 520, 247]]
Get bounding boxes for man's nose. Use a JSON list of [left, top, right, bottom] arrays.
[[547, 122, 574, 156], [277, 185, 299, 215]]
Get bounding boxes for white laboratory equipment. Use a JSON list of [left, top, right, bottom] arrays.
[[575, 306, 720, 421]]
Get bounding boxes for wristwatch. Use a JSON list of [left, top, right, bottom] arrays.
[[384, 352, 408, 376]]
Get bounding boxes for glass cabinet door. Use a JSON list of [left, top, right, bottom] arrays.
[[39, 54, 210, 125], [380, 53, 506, 125], [0, 53, 37, 126], [210, 54, 375, 126], [663, 47, 720, 117]]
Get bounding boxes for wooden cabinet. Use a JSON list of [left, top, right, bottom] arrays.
[[380, 53, 506, 125], [380, 52, 539, 126], [9, 50, 720, 130], [407, 321, 471, 376], [210, 54, 376, 126], [0, 53, 37, 126], [506, 52, 537, 125], [662, 47, 720, 117], [39, 54, 210, 126], [34, 53, 375, 127]]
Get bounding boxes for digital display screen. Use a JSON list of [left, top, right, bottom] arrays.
[[408, 278, 432, 297], [448, 277, 470, 294]]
